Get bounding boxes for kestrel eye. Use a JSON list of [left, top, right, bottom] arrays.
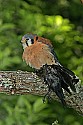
[[26, 38, 29, 41]]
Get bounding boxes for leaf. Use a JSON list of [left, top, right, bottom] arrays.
[[33, 98, 47, 113]]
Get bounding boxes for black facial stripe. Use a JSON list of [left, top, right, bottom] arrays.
[[31, 39, 34, 44], [26, 41, 28, 46], [36, 36, 38, 41]]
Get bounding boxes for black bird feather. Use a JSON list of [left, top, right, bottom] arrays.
[[36, 64, 79, 105]]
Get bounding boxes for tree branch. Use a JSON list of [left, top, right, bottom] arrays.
[[0, 71, 83, 115]]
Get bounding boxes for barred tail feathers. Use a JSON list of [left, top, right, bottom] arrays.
[[57, 65, 79, 92]]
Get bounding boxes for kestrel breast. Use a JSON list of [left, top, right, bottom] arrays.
[[22, 42, 56, 69]]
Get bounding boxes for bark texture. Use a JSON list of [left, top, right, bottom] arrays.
[[0, 71, 83, 115]]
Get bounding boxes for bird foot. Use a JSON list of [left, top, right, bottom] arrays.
[[43, 91, 52, 103]]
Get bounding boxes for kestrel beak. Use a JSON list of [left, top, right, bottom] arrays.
[[21, 37, 26, 44]]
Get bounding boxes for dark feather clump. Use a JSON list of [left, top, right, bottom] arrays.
[[36, 64, 79, 105]]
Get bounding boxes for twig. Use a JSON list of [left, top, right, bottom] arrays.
[[0, 71, 83, 115]]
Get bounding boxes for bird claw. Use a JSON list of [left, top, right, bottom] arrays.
[[42, 91, 52, 103]]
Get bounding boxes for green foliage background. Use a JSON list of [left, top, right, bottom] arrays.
[[0, 0, 83, 125]]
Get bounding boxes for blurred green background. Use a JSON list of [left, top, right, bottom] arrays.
[[0, 0, 83, 125]]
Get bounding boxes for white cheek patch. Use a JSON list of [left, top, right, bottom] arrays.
[[22, 39, 32, 49], [28, 39, 32, 46], [22, 43, 27, 49]]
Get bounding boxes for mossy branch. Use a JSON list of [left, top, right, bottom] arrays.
[[0, 71, 83, 115]]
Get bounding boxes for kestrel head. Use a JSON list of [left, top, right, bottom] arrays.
[[21, 33, 37, 49]]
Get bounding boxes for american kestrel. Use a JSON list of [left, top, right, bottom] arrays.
[[21, 33, 79, 105]]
